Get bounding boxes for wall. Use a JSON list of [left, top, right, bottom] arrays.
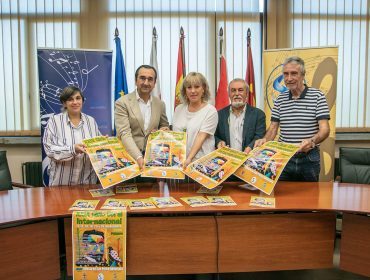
[[0, 144, 42, 183]]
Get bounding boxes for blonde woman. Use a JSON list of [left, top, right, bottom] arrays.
[[172, 72, 218, 168]]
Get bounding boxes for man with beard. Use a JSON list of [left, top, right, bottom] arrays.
[[215, 78, 266, 154]]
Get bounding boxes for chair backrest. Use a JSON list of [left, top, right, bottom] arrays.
[[0, 151, 13, 191], [339, 147, 370, 184]]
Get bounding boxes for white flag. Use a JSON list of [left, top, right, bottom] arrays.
[[150, 27, 161, 99]]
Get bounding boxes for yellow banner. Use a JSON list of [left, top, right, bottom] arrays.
[[263, 47, 338, 181], [72, 210, 126, 279]]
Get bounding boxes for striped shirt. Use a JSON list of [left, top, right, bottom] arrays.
[[43, 112, 101, 186], [271, 86, 330, 144]]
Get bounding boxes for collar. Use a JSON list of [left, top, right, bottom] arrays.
[[65, 112, 84, 126], [135, 88, 152, 103], [289, 85, 308, 100]]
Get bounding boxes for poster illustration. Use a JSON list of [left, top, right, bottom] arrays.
[[234, 141, 299, 195], [72, 210, 126, 280], [184, 147, 248, 189], [142, 131, 186, 179], [83, 136, 141, 188]]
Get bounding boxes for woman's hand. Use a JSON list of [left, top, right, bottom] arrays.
[[74, 143, 86, 154]]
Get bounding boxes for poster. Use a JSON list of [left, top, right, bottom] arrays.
[[142, 131, 186, 179], [184, 147, 248, 189], [263, 47, 338, 180], [72, 210, 126, 280], [234, 141, 299, 195], [83, 136, 141, 188]]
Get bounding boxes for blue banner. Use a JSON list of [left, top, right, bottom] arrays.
[[38, 48, 113, 186]]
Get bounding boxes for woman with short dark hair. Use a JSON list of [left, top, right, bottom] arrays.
[[43, 86, 100, 186]]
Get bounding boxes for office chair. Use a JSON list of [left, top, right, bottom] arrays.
[[339, 147, 370, 184], [0, 150, 33, 191]]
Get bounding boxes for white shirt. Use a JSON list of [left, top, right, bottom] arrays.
[[136, 89, 152, 132], [172, 103, 218, 161], [229, 106, 245, 151], [43, 112, 101, 186]]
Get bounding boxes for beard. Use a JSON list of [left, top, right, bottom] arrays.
[[231, 101, 245, 108]]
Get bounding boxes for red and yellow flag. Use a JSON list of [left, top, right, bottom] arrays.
[[245, 28, 256, 107], [174, 27, 186, 109]]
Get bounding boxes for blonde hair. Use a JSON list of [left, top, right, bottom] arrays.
[[180, 72, 210, 104]]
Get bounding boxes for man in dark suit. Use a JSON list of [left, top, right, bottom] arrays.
[[215, 78, 266, 154]]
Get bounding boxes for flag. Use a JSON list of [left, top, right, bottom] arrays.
[[245, 28, 256, 107], [215, 27, 229, 111], [150, 27, 161, 99], [114, 28, 129, 100], [174, 27, 186, 109]]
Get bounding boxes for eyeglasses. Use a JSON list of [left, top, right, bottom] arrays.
[[138, 76, 155, 83]]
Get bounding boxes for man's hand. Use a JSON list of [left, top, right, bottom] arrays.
[[299, 138, 314, 153], [217, 141, 226, 149], [243, 146, 252, 154], [159, 126, 170, 131], [254, 138, 266, 148], [137, 157, 144, 171], [74, 143, 86, 154]]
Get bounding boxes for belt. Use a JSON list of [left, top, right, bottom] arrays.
[[293, 147, 319, 158]]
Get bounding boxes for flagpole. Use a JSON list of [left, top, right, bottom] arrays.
[[219, 27, 223, 61], [180, 27, 186, 76]]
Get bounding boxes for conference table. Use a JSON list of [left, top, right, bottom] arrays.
[[0, 181, 369, 279]]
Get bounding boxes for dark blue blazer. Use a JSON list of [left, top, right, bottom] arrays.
[[215, 104, 266, 150]]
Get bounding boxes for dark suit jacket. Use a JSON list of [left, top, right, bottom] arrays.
[[215, 104, 266, 151]]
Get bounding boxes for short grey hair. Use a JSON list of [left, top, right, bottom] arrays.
[[228, 78, 249, 94], [180, 72, 210, 104], [283, 56, 306, 75]]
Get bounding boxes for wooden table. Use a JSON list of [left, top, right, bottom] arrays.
[[0, 181, 369, 278]]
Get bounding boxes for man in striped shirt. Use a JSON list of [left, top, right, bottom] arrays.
[[255, 56, 330, 181]]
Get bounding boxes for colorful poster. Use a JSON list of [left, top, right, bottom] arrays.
[[180, 196, 211, 207], [127, 199, 156, 210], [142, 131, 186, 179], [89, 188, 115, 197], [151, 197, 183, 208], [234, 141, 299, 195], [116, 184, 138, 194], [207, 196, 236, 206], [184, 147, 249, 189], [101, 199, 128, 210], [72, 210, 126, 279], [263, 47, 338, 181], [83, 136, 141, 188], [69, 200, 100, 211], [249, 196, 276, 208]]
